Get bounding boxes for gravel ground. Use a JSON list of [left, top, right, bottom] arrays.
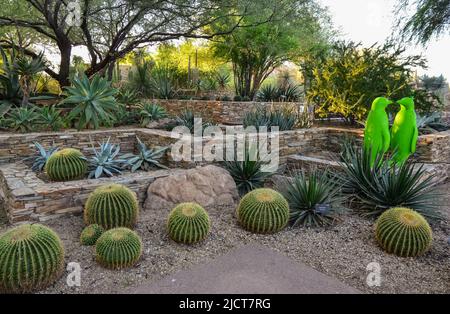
[[0, 202, 446, 294]]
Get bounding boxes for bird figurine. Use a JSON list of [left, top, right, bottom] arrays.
[[363, 97, 393, 166], [391, 97, 418, 164]]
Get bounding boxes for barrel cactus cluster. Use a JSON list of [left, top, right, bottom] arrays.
[[236, 188, 289, 234], [0, 224, 65, 293], [375, 207, 433, 257], [80, 224, 104, 246], [45, 148, 87, 181], [84, 184, 139, 230], [95, 227, 142, 269], [167, 202, 210, 244]]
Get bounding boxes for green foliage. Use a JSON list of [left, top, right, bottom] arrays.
[[36, 105, 66, 131], [117, 88, 140, 107], [167, 203, 210, 244], [277, 171, 344, 227], [243, 106, 296, 131], [63, 74, 118, 130], [305, 41, 430, 123], [215, 71, 231, 89], [150, 65, 176, 99], [340, 144, 442, 220], [419, 74, 447, 91], [84, 184, 139, 229], [27, 141, 59, 172], [375, 207, 432, 257], [88, 138, 126, 179], [45, 148, 87, 181], [111, 103, 139, 126], [122, 137, 169, 172], [256, 85, 279, 102], [80, 224, 104, 246], [175, 109, 211, 133], [0, 224, 64, 293], [127, 59, 155, 97], [0, 47, 21, 114], [95, 227, 142, 269], [4, 106, 39, 132], [237, 188, 289, 234], [139, 103, 167, 126]]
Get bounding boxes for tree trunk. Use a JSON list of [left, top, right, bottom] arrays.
[[58, 44, 72, 87]]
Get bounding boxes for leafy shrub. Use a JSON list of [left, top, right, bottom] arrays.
[[233, 95, 242, 101], [88, 138, 126, 179], [167, 203, 210, 244], [84, 184, 139, 229], [4, 106, 39, 132], [27, 142, 59, 172], [236, 188, 289, 234], [277, 170, 343, 227], [45, 148, 87, 181], [139, 103, 167, 126], [63, 74, 118, 130], [221, 95, 231, 101], [375, 207, 432, 257], [80, 224, 104, 246], [37, 105, 66, 131], [122, 137, 169, 172], [0, 224, 64, 293]]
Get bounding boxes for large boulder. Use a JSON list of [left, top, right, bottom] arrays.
[[144, 165, 239, 211]]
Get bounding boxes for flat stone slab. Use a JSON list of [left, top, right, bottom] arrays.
[[129, 244, 360, 294]]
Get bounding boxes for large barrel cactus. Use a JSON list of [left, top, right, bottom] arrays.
[[375, 207, 432, 257], [80, 224, 104, 246], [167, 202, 210, 244], [237, 188, 289, 234], [45, 148, 87, 181], [84, 184, 139, 229], [95, 228, 142, 269], [0, 224, 65, 293]]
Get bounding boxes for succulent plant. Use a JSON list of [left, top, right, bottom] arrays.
[[80, 224, 104, 246], [122, 136, 169, 172], [4, 106, 39, 132], [36, 105, 66, 131], [167, 203, 210, 244], [84, 184, 139, 229], [139, 102, 167, 126], [95, 227, 142, 269], [175, 109, 211, 133], [375, 207, 433, 257], [27, 141, 59, 172], [0, 224, 65, 293], [88, 138, 126, 179], [45, 148, 87, 181], [236, 188, 289, 234]]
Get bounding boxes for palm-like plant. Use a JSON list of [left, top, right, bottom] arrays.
[[215, 71, 230, 90], [256, 84, 279, 102], [37, 105, 66, 131], [122, 137, 169, 172], [26, 142, 59, 172], [14, 52, 46, 106], [63, 74, 118, 130], [278, 171, 344, 227], [88, 138, 126, 179], [0, 47, 22, 115], [139, 103, 167, 126], [4, 106, 39, 132]]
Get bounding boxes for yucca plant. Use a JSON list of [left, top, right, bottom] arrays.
[[26, 141, 59, 172], [278, 83, 302, 102], [127, 59, 154, 97], [139, 103, 167, 126], [256, 84, 279, 102], [0, 47, 21, 115], [277, 170, 344, 228], [215, 71, 230, 90], [4, 106, 39, 132], [122, 137, 169, 172], [13, 52, 46, 106], [88, 138, 126, 179], [36, 105, 66, 131], [62, 74, 118, 130], [269, 108, 296, 131]]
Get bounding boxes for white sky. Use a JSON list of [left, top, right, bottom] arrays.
[[320, 0, 450, 79]]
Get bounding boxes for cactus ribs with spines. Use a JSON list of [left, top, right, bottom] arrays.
[[236, 188, 289, 234], [80, 224, 104, 246], [167, 202, 210, 244], [375, 207, 432, 257], [95, 227, 142, 269], [84, 184, 139, 229], [0, 224, 65, 293], [45, 148, 87, 181]]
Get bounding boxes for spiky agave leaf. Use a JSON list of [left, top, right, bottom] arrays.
[[122, 137, 169, 172], [4, 106, 39, 132], [139, 102, 167, 126], [88, 137, 126, 179], [26, 141, 59, 172]]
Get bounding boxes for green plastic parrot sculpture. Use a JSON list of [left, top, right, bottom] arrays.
[[391, 97, 418, 164], [363, 97, 393, 166]]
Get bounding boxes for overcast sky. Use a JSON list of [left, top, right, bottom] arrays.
[[320, 0, 450, 79]]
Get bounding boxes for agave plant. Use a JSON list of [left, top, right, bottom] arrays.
[[278, 83, 302, 102], [139, 103, 167, 126], [26, 142, 59, 172], [151, 66, 176, 99], [269, 108, 296, 131], [122, 137, 169, 172], [63, 74, 118, 130], [36, 105, 66, 131], [175, 109, 211, 133], [4, 106, 39, 132], [117, 88, 139, 108], [256, 84, 279, 102], [243, 106, 295, 131], [243, 107, 271, 129], [278, 170, 344, 227], [127, 59, 154, 97], [223, 143, 274, 196], [88, 138, 126, 179], [112, 103, 138, 126]]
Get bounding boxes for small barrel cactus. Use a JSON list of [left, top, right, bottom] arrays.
[[0, 224, 65, 293], [45, 148, 87, 181], [375, 207, 432, 257], [95, 228, 142, 269], [84, 184, 139, 230], [80, 224, 104, 246], [167, 202, 210, 244], [237, 188, 289, 234]]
